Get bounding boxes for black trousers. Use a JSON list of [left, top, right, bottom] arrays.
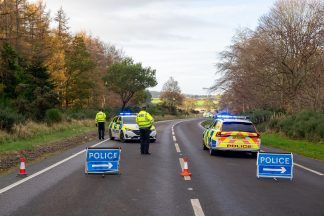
[[98, 122, 105, 140], [140, 127, 151, 154]]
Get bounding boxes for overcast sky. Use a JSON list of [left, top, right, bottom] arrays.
[[42, 0, 276, 95]]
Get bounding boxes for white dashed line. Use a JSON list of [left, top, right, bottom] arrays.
[[0, 139, 108, 195], [175, 143, 181, 153], [191, 199, 205, 216], [173, 135, 177, 142], [179, 158, 191, 181]]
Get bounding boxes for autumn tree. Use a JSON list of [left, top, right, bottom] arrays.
[[160, 77, 184, 113], [213, 0, 324, 113]]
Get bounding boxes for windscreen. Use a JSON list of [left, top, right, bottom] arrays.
[[123, 116, 136, 124], [222, 122, 256, 133]]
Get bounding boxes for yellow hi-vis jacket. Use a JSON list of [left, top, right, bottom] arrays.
[[95, 111, 106, 123], [136, 111, 154, 128]]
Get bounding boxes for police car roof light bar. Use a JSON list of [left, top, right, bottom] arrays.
[[119, 112, 136, 116], [215, 115, 249, 120]]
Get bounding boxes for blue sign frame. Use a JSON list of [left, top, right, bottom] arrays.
[[85, 147, 121, 174], [257, 152, 293, 180]]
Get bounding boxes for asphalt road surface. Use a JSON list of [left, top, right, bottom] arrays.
[[0, 119, 323, 216]]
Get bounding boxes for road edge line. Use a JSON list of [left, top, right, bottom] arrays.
[[0, 139, 108, 195], [294, 163, 324, 176]]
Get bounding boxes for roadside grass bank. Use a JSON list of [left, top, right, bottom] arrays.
[[200, 119, 324, 161], [200, 118, 214, 128], [0, 120, 95, 153], [262, 133, 324, 161]]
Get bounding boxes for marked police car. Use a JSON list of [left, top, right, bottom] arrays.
[[108, 113, 156, 143], [202, 115, 260, 156]]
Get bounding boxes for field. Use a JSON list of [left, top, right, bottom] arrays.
[[151, 98, 162, 104]]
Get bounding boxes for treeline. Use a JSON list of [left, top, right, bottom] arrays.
[[0, 0, 152, 126], [214, 0, 323, 114]]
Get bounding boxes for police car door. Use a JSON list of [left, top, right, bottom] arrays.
[[114, 117, 122, 137], [207, 120, 219, 146], [111, 117, 119, 137]]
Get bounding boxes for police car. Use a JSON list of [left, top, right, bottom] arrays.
[[108, 113, 157, 143], [202, 115, 260, 156]]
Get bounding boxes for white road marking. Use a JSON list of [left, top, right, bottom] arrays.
[[260, 150, 323, 176], [191, 199, 205, 216], [294, 163, 324, 176], [172, 131, 175, 136], [179, 158, 191, 181], [175, 143, 181, 153], [0, 139, 108, 195], [188, 187, 193, 191], [173, 135, 177, 142]]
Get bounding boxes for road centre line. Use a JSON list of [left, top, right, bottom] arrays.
[[173, 135, 177, 142], [0, 139, 109, 195], [191, 199, 205, 216], [179, 158, 191, 181], [175, 143, 181, 153]]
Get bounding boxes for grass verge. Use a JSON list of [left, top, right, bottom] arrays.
[[0, 121, 95, 153], [262, 133, 324, 161]]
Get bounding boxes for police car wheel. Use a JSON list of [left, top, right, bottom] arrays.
[[251, 152, 258, 158], [209, 148, 216, 156], [109, 130, 114, 140], [203, 141, 208, 150], [120, 132, 126, 143]]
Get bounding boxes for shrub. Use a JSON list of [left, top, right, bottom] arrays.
[[0, 108, 25, 132], [45, 108, 62, 125], [0, 110, 15, 132], [271, 111, 324, 141], [243, 109, 278, 124]]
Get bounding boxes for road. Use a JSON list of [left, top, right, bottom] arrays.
[[0, 119, 323, 216]]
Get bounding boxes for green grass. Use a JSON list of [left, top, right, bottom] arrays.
[[0, 125, 95, 153], [195, 100, 205, 107], [262, 133, 324, 161], [151, 98, 162, 104], [201, 119, 214, 128]]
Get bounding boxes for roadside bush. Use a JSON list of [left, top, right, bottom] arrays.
[[45, 108, 62, 125], [243, 109, 278, 124], [0, 108, 25, 132], [273, 111, 324, 141], [0, 110, 15, 132], [66, 108, 98, 120]]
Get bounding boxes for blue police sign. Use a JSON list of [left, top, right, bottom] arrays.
[[85, 147, 121, 174], [257, 152, 293, 180]]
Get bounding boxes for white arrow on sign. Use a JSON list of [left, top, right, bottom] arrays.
[[92, 163, 113, 169], [263, 167, 287, 173]]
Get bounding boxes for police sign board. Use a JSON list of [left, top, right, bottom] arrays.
[[85, 147, 121, 174], [257, 152, 293, 180]]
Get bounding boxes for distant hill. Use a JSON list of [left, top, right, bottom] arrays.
[[150, 91, 161, 98]]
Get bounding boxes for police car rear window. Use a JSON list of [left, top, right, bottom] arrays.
[[123, 117, 136, 124], [222, 122, 256, 133]]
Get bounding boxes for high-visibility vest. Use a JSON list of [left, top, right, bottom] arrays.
[[136, 111, 154, 128], [95, 111, 106, 123]]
